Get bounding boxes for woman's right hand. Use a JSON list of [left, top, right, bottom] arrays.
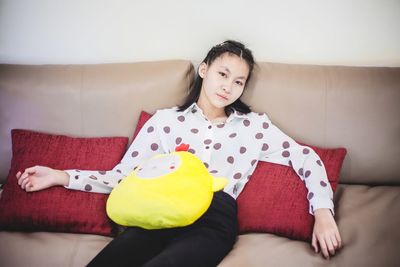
[[16, 166, 70, 192]]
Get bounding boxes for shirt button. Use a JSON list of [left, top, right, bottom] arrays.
[[208, 125, 212, 129]]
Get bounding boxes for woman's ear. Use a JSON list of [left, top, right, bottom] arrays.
[[198, 62, 207, 78]]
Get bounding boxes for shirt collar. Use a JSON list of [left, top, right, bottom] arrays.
[[181, 102, 250, 121], [181, 102, 198, 115]]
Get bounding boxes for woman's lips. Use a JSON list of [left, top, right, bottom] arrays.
[[216, 93, 228, 101]]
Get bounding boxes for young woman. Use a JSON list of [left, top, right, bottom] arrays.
[[16, 40, 342, 266]]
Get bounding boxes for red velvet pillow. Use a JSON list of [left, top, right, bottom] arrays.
[[133, 111, 347, 241], [237, 145, 347, 241], [0, 129, 128, 236], [132, 111, 153, 139]]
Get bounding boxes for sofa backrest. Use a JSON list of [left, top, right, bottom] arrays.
[[1, 61, 399, 185], [0, 60, 194, 183], [244, 62, 400, 185]]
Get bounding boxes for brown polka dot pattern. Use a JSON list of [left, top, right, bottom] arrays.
[[243, 119, 250, 127], [188, 148, 196, 154], [255, 133, 263, 139], [98, 171, 106, 175], [74, 175, 79, 180], [283, 141, 290, 149], [227, 156, 234, 164], [103, 181, 109, 185], [89, 175, 98, 180], [151, 143, 159, 151], [305, 170, 311, 178], [116, 169, 122, 173], [131, 151, 139, 157], [84, 184, 92, 191], [299, 168, 304, 176], [303, 148, 310, 154], [229, 133, 237, 138], [210, 170, 218, 174], [163, 126, 170, 133], [204, 139, 212, 145], [263, 122, 269, 129], [75, 170, 81, 172], [234, 173, 242, 179], [251, 159, 257, 166], [177, 115, 185, 122], [317, 160, 322, 166], [308, 192, 314, 200], [213, 143, 222, 150], [191, 128, 199, 134], [176, 137, 182, 144], [288, 160, 293, 167], [240, 147, 247, 154], [262, 143, 269, 151], [282, 151, 290, 157], [147, 126, 154, 133], [233, 185, 238, 195], [217, 124, 225, 128], [320, 181, 327, 187], [203, 162, 209, 168]]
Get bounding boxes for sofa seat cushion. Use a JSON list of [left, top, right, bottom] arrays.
[[0, 231, 112, 267], [219, 184, 400, 267]]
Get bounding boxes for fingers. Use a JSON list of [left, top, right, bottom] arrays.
[[317, 233, 343, 259], [318, 236, 330, 259], [21, 176, 31, 190], [335, 230, 342, 249], [16, 166, 38, 190], [311, 233, 319, 253], [325, 236, 335, 257]]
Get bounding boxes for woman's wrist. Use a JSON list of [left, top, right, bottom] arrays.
[[56, 170, 70, 186], [314, 208, 333, 219]]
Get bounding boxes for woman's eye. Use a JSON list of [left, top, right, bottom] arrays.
[[219, 72, 227, 77], [236, 81, 244, 86]]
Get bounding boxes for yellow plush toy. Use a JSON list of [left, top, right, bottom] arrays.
[[106, 145, 228, 229]]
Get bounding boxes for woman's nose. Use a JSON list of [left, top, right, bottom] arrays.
[[222, 83, 232, 93]]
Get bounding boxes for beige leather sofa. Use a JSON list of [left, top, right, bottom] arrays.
[[0, 60, 399, 267]]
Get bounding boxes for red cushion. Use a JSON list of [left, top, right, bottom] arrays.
[[0, 129, 128, 236], [133, 111, 346, 241], [237, 145, 346, 241], [132, 111, 153, 139]]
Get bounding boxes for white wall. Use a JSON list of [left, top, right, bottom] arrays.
[[0, 0, 399, 66]]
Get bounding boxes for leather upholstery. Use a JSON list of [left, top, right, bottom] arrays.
[[0, 60, 399, 267]]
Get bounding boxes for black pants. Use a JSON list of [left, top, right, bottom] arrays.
[[87, 191, 238, 267]]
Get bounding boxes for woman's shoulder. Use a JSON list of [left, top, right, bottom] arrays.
[[154, 106, 182, 118], [245, 110, 271, 122]]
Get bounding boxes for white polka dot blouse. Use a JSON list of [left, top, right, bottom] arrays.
[[65, 103, 334, 215]]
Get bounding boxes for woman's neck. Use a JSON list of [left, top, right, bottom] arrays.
[[196, 101, 227, 122]]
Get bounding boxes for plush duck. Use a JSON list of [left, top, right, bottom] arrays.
[[106, 144, 228, 229]]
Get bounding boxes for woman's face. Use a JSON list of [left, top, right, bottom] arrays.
[[197, 53, 250, 114]]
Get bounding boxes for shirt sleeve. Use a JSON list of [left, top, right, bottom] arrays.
[[64, 110, 164, 193], [258, 114, 334, 215]]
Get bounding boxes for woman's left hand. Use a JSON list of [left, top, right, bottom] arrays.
[[312, 208, 342, 259]]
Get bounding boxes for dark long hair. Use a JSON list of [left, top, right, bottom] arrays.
[[178, 40, 255, 115]]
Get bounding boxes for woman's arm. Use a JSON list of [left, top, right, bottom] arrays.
[[258, 114, 333, 215], [16, 166, 69, 192], [17, 111, 163, 193], [258, 114, 341, 258]]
